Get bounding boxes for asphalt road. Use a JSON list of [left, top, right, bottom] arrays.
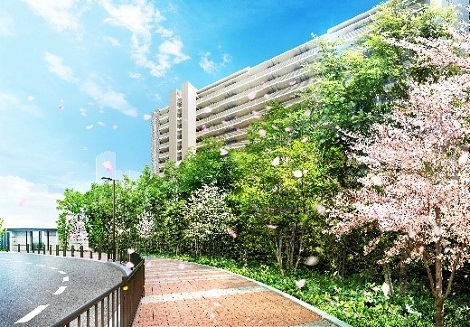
[[0, 252, 124, 326]]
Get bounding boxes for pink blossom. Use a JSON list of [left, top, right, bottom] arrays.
[[271, 156, 280, 167], [220, 148, 228, 156], [102, 161, 113, 172], [293, 170, 302, 178], [258, 129, 267, 137], [296, 279, 306, 288], [227, 228, 237, 238], [247, 91, 257, 100]]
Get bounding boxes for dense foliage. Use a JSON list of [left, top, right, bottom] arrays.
[[56, 2, 470, 326]]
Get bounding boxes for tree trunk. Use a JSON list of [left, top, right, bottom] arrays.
[[435, 298, 445, 327], [399, 257, 408, 296]]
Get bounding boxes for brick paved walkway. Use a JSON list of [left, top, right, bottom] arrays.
[[132, 258, 349, 327]]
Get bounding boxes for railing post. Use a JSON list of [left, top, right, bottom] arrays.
[[71, 245, 75, 257], [80, 245, 83, 258], [17, 244, 20, 252], [56, 245, 59, 256], [98, 247, 102, 261], [26, 244, 29, 253], [63, 245, 66, 257], [90, 250, 93, 259], [49, 245, 52, 255]]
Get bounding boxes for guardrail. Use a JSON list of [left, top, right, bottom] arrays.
[[15, 244, 145, 327], [13, 244, 139, 262]]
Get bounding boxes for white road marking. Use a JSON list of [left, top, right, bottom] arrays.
[[25, 262, 32, 265], [15, 260, 23, 263], [49, 267, 58, 270], [36, 264, 45, 267], [53, 286, 67, 295], [58, 271, 66, 274], [63, 276, 69, 282], [15, 305, 49, 324]]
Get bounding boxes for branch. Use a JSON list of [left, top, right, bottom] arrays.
[[422, 248, 437, 299], [444, 249, 462, 301]]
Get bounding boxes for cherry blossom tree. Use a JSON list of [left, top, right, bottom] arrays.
[[329, 28, 470, 327]]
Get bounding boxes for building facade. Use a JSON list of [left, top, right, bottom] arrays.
[[150, 1, 466, 174]]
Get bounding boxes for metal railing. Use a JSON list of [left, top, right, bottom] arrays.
[[14, 244, 145, 327], [50, 257, 144, 327]]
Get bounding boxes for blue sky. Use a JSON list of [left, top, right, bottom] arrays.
[[0, 0, 382, 228]]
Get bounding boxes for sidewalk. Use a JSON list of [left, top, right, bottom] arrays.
[[132, 258, 350, 327]]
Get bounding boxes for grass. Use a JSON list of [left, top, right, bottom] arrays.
[[149, 253, 470, 327]]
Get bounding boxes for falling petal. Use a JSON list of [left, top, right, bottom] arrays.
[[97, 121, 105, 127], [126, 262, 135, 269], [201, 124, 207, 131], [178, 263, 185, 270], [143, 114, 152, 121], [227, 228, 237, 238], [293, 170, 302, 178], [204, 106, 212, 113], [220, 148, 228, 156], [27, 96, 34, 102], [301, 136, 308, 143], [102, 160, 113, 172], [381, 282, 391, 296], [258, 129, 267, 137], [305, 109, 311, 117], [59, 103, 64, 111], [127, 248, 135, 254], [264, 93, 271, 99], [86, 124, 94, 130], [289, 80, 297, 85], [316, 205, 326, 216], [371, 175, 383, 186], [271, 156, 280, 167], [458, 152, 468, 166], [146, 260, 153, 267], [285, 126, 293, 132], [18, 198, 26, 206], [266, 224, 278, 229], [296, 279, 306, 288], [252, 110, 262, 118], [305, 256, 319, 266], [247, 91, 257, 100], [111, 124, 118, 129]]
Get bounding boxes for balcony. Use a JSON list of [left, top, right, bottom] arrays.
[[196, 46, 319, 107]]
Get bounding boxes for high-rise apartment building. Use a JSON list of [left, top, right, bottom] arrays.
[[151, 1, 467, 174]]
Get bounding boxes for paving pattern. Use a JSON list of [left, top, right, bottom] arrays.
[[132, 258, 341, 327]]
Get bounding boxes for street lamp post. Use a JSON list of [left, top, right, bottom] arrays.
[[101, 177, 116, 261]]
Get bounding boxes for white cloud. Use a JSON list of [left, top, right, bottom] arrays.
[[101, 0, 189, 77], [82, 79, 137, 117], [199, 52, 232, 74], [0, 176, 62, 228], [0, 93, 43, 117], [129, 72, 141, 79], [156, 26, 173, 38], [22, 0, 83, 32], [159, 39, 189, 63], [106, 37, 121, 47], [0, 13, 14, 36], [199, 52, 217, 74], [101, 0, 164, 35], [44, 52, 77, 82]]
